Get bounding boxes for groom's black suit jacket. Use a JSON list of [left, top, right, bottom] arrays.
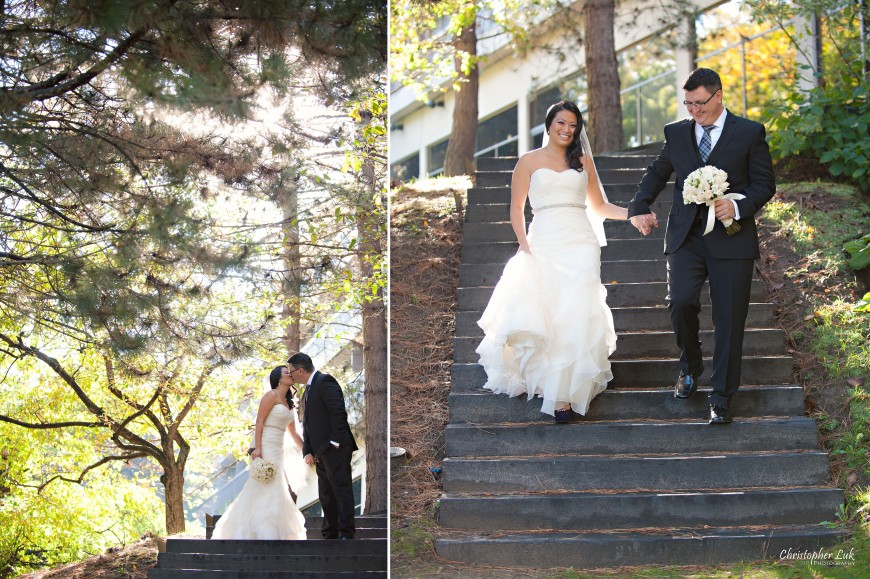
[[627, 109, 775, 258], [301, 371, 358, 458]]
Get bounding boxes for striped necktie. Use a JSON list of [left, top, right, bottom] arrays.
[[699, 124, 715, 163]]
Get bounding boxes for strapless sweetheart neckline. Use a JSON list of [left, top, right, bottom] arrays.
[[531, 167, 581, 178]]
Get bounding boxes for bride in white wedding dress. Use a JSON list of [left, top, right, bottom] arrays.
[[476, 101, 639, 422], [212, 366, 308, 540]]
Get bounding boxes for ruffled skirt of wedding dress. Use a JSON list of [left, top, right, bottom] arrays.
[[476, 211, 616, 416], [212, 427, 308, 540]]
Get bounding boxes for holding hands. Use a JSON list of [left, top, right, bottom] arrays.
[[629, 211, 659, 236]]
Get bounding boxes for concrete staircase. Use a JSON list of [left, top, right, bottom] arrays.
[[435, 153, 847, 569], [149, 515, 387, 578]]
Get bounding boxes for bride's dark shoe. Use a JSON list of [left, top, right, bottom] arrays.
[[554, 408, 572, 424], [674, 373, 698, 399]]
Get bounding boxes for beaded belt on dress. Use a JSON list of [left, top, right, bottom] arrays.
[[532, 202, 586, 214], [264, 424, 285, 432]]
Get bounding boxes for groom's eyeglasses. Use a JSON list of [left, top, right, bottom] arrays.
[[683, 91, 719, 109]]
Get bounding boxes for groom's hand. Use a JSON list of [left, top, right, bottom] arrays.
[[714, 199, 735, 221], [630, 212, 658, 236], [304, 454, 316, 466]]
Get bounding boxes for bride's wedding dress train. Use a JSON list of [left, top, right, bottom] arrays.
[[476, 168, 616, 416], [212, 404, 308, 540]]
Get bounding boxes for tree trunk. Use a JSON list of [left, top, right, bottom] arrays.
[[443, 5, 479, 184], [161, 465, 186, 534], [357, 111, 388, 514], [584, 0, 623, 153], [279, 178, 302, 356], [361, 282, 387, 513]]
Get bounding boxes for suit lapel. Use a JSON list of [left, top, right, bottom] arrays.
[[302, 371, 319, 422], [680, 119, 703, 169], [705, 109, 736, 167]]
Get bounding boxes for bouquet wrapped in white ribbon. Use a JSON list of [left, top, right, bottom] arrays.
[[683, 166, 744, 236], [250, 457, 277, 484]]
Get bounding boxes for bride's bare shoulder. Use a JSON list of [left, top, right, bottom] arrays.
[[515, 148, 547, 173]]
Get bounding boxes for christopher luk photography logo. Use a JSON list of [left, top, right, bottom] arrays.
[[779, 546, 856, 566]]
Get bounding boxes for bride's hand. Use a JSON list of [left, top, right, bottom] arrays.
[[251, 449, 262, 460], [518, 242, 531, 254]]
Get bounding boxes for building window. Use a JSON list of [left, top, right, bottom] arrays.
[[619, 29, 678, 148], [390, 153, 420, 183], [475, 105, 518, 158], [428, 138, 449, 176]]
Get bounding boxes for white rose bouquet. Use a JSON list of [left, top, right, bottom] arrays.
[[682, 166, 744, 236], [250, 457, 277, 484]]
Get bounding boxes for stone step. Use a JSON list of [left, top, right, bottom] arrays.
[[306, 527, 385, 540], [474, 168, 650, 188], [148, 571, 385, 579], [467, 183, 671, 205], [455, 280, 766, 310], [438, 487, 844, 531], [434, 525, 848, 569], [461, 237, 674, 263], [476, 155, 655, 172], [463, 219, 667, 242], [444, 416, 819, 457], [464, 198, 673, 223], [447, 385, 806, 423], [441, 451, 832, 493], [165, 538, 387, 557], [449, 356, 794, 392], [155, 553, 387, 573], [306, 515, 387, 529], [452, 328, 784, 363], [454, 303, 775, 337]]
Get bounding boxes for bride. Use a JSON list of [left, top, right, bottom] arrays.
[[476, 100, 641, 423], [212, 366, 308, 540]]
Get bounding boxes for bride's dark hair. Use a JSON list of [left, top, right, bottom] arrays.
[[269, 366, 295, 409], [544, 100, 585, 172]]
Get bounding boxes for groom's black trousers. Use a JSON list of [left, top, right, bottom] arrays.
[[666, 219, 755, 407], [315, 444, 355, 539]]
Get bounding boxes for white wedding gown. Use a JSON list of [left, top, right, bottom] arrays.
[[212, 404, 308, 540], [476, 167, 616, 416]]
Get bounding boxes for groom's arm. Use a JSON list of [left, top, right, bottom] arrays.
[[733, 123, 776, 219], [628, 135, 674, 219], [320, 376, 349, 447]]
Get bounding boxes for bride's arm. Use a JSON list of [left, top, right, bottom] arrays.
[[583, 156, 630, 221], [510, 157, 532, 253], [287, 417, 304, 449], [251, 391, 277, 460]]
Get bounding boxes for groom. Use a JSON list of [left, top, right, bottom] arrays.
[[628, 68, 776, 425], [288, 352, 358, 539]]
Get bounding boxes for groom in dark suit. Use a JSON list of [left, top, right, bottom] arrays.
[[288, 352, 358, 539], [628, 68, 776, 424]]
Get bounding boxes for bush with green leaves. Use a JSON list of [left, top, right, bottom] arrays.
[[748, 0, 869, 191], [766, 83, 869, 191]]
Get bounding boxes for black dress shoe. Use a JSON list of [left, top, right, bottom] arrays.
[[709, 404, 733, 424], [674, 373, 698, 399], [339, 534, 354, 540]]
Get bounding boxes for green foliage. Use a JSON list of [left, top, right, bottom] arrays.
[[844, 234, 870, 272], [766, 84, 870, 191], [390, 0, 541, 99], [747, 0, 870, 191]]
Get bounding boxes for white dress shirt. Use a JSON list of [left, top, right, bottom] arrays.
[[695, 108, 741, 220]]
